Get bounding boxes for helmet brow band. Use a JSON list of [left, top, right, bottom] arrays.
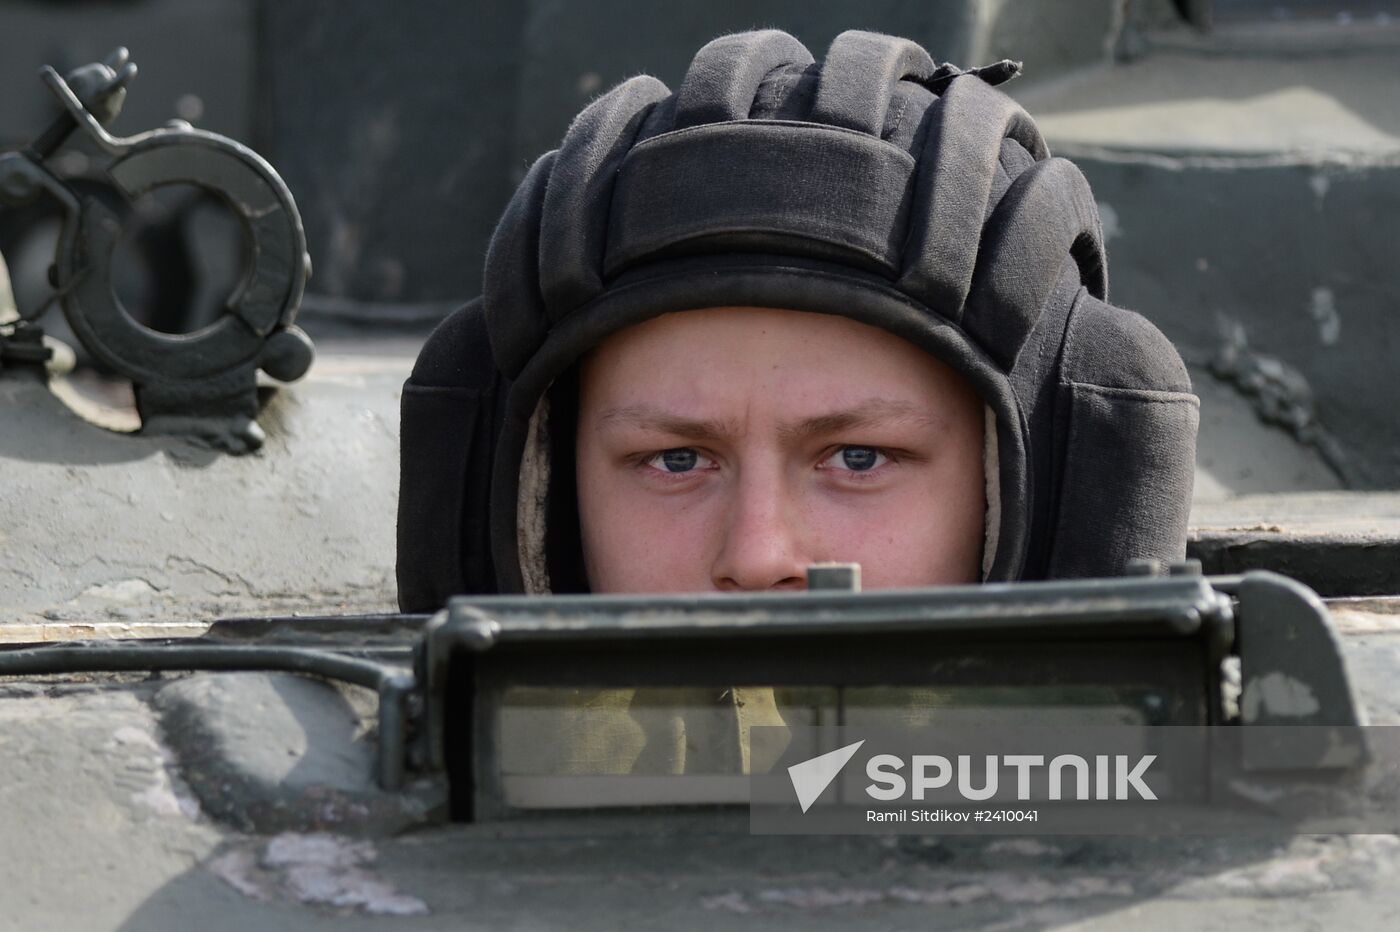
[[606, 122, 916, 279]]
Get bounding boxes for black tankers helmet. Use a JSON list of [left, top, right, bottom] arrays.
[[397, 29, 1199, 609]]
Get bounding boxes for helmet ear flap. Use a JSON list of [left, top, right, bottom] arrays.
[[812, 30, 935, 135], [538, 75, 670, 319], [898, 74, 1048, 320], [963, 157, 1107, 370], [484, 151, 555, 379], [674, 30, 813, 129]]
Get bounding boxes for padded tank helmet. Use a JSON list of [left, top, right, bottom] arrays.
[[397, 29, 1199, 608]]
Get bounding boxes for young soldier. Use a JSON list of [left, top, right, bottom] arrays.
[[397, 29, 1199, 607]]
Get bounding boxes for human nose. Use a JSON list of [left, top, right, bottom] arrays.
[[709, 466, 808, 592]]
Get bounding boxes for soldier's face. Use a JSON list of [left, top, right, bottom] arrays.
[[575, 307, 986, 593]]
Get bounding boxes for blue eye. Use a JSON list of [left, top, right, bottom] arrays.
[[643, 447, 716, 476], [661, 449, 698, 472], [644, 447, 711, 472], [841, 446, 881, 471], [818, 446, 890, 474]]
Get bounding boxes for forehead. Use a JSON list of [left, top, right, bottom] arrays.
[[578, 306, 978, 420]]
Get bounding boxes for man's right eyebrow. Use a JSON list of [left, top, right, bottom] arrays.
[[595, 405, 737, 443]]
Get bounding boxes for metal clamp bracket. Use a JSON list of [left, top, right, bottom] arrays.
[[0, 48, 313, 452]]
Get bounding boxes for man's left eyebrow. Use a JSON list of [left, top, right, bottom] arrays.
[[780, 400, 937, 439]]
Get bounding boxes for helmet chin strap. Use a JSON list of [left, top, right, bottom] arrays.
[[517, 396, 1003, 594]]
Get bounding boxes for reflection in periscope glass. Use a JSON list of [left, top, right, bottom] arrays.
[[494, 685, 1147, 810]]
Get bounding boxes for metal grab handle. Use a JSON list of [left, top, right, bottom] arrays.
[[0, 642, 414, 790]]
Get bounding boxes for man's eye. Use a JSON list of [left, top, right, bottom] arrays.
[[821, 446, 888, 472], [646, 448, 709, 474]]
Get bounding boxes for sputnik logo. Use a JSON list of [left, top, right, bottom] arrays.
[[787, 740, 865, 813], [786, 739, 1159, 811]]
